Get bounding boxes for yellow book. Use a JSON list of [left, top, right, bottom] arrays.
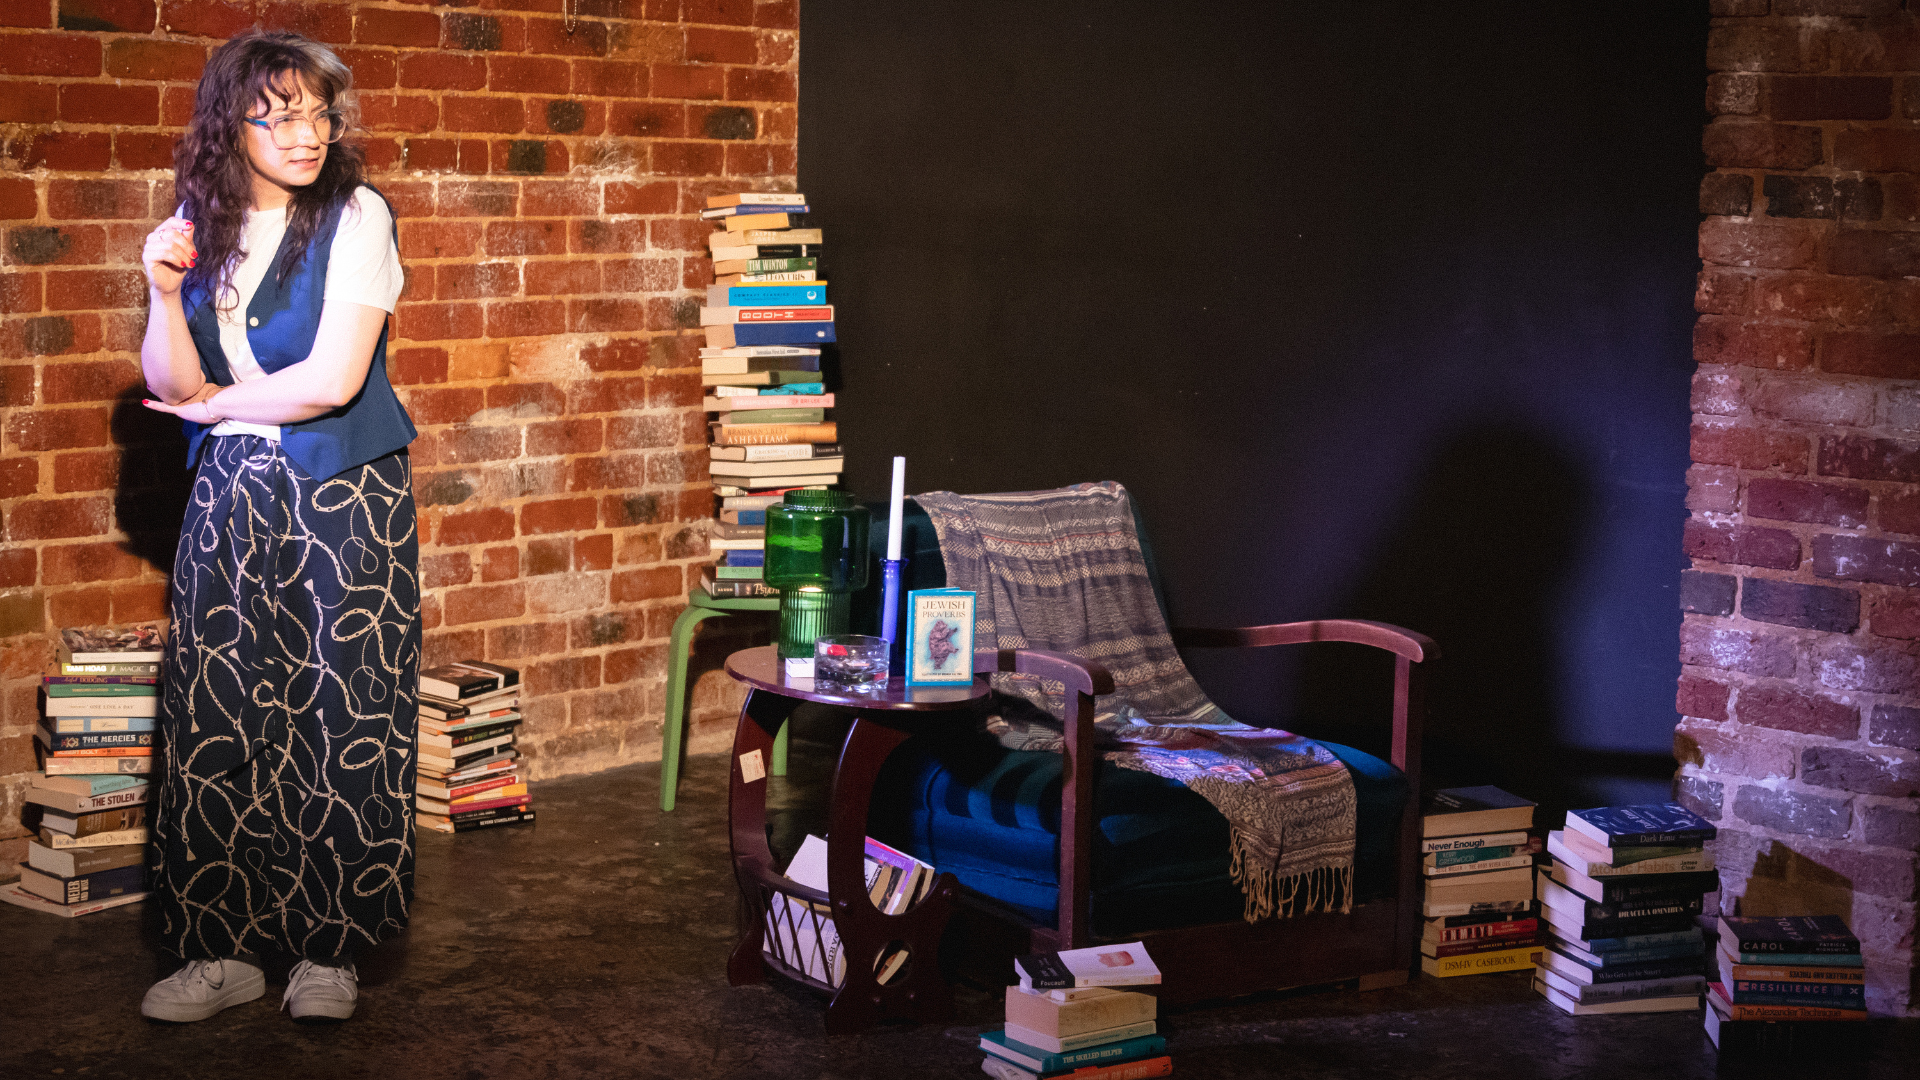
[[1419, 943, 1538, 978]]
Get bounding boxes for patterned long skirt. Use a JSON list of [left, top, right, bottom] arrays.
[[151, 435, 420, 961]]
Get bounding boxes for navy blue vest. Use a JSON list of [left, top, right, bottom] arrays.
[[181, 186, 417, 481]]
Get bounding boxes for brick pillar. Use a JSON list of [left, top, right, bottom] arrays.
[[0, 0, 798, 869], [1681, 0, 1919, 1018]]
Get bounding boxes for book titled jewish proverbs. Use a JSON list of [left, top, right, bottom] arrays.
[[905, 589, 975, 686]]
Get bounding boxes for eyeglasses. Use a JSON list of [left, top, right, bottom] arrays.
[[246, 111, 345, 149]]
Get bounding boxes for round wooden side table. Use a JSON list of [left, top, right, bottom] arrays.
[[721, 644, 989, 1034]]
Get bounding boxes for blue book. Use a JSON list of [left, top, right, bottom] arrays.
[[720, 322, 836, 347], [1551, 936, 1705, 968], [726, 285, 826, 307], [721, 550, 764, 567], [759, 383, 826, 396], [1736, 950, 1863, 967], [979, 1031, 1166, 1075], [1566, 802, 1716, 847], [726, 510, 766, 525]]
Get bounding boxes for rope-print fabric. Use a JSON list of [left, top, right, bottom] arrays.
[[151, 435, 420, 960]]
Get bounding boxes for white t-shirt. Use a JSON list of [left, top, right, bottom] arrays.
[[199, 186, 404, 440]]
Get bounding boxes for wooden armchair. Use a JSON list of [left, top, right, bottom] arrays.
[[1001, 620, 1434, 1004]]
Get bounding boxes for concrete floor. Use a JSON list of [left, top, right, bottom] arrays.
[[2, 723, 1915, 1079]]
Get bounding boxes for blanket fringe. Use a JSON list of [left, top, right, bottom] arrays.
[[1230, 828, 1354, 923]]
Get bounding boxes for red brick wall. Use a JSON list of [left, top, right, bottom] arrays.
[[0, 0, 798, 857], [1683, 0, 1919, 1018]]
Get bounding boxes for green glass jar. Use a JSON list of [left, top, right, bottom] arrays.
[[764, 490, 871, 659]]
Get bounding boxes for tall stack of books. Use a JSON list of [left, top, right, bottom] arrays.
[[1532, 801, 1717, 1015], [1707, 915, 1867, 1048], [981, 943, 1170, 1080], [1419, 786, 1541, 978], [698, 191, 840, 601], [2, 625, 162, 917], [415, 661, 533, 833]]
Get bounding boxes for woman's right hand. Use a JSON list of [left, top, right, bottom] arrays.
[[142, 217, 196, 295]]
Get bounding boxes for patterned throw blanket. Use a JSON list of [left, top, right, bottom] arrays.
[[915, 482, 1356, 922]]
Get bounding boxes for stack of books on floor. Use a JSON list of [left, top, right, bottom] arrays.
[[1419, 786, 1540, 978], [1533, 801, 1717, 1015], [982, 943, 1170, 1080], [1707, 915, 1867, 1049], [698, 190, 841, 600], [415, 661, 533, 833], [763, 833, 934, 986], [2, 625, 164, 918]]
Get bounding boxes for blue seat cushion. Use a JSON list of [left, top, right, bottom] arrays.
[[868, 733, 1406, 937]]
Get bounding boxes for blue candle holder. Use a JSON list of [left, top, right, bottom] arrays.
[[879, 558, 904, 667]]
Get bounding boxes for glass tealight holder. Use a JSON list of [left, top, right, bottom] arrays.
[[814, 634, 889, 694]]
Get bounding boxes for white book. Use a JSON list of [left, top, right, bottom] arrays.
[[706, 457, 844, 477], [1537, 964, 1704, 1005], [1533, 976, 1701, 1015], [0, 882, 148, 918], [42, 696, 159, 717], [1546, 830, 1713, 877], [37, 827, 148, 849], [1422, 830, 1531, 854], [47, 716, 156, 734], [710, 473, 840, 490], [1001, 1019, 1157, 1055]]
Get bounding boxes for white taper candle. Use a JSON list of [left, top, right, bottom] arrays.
[[887, 456, 906, 561]]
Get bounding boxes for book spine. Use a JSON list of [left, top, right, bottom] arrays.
[[40, 731, 154, 751], [1723, 1000, 1869, 1021], [1431, 934, 1538, 958], [1736, 950, 1863, 966], [1425, 946, 1537, 976], [1572, 976, 1705, 1002], [450, 809, 535, 832], [1733, 938, 1858, 955], [1726, 963, 1864, 984], [1731, 980, 1865, 1001]]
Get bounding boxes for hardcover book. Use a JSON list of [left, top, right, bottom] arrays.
[[1565, 802, 1715, 847], [981, 1055, 1173, 1080], [1708, 981, 1867, 1021], [1534, 977, 1700, 1016], [1422, 829, 1532, 854], [905, 589, 976, 686], [1422, 786, 1535, 837], [0, 882, 148, 918], [57, 624, 165, 664], [979, 1031, 1167, 1075]]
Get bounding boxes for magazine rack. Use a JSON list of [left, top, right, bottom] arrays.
[[725, 644, 1017, 1033]]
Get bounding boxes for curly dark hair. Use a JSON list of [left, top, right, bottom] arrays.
[[173, 29, 367, 309]]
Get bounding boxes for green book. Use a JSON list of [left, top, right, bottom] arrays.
[[713, 565, 765, 580], [44, 684, 158, 698], [715, 408, 826, 425]]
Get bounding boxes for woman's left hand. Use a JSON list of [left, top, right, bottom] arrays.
[[143, 385, 223, 424]]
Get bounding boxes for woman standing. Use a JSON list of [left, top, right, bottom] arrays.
[[137, 30, 418, 1024]]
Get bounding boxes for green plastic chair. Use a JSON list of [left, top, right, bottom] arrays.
[[660, 586, 782, 811]]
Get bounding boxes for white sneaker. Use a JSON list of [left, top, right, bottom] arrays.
[[283, 959, 358, 1022], [141, 957, 266, 1022]]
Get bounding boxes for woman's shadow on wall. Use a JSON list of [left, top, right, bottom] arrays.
[[1294, 422, 1666, 815], [109, 386, 195, 578]]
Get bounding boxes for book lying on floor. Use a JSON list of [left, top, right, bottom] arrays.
[[1707, 981, 1866, 1021], [1719, 915, 1859, 958], [0, 882, 148, 918], [979, 1031, 1167, 1076], [981, 1055, 1173, 1080], [1423, 786, 1536, 837], [1565, 802, 1715, 849], [1534, 975, 1700, 1016], [1419, 942, 1537, 977], [17, 861, 145, 904], [1016, 942, 1162, 990]]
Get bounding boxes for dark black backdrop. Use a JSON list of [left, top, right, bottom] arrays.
[[796, 2, 1707, 813]]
